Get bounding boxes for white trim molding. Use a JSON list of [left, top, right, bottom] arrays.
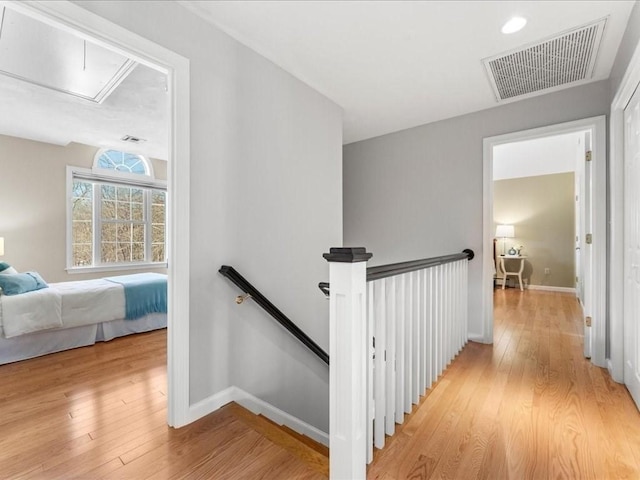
[[189, 386, 329, 447], [527, 285, 576, 294], [609, 40, 640, 384], [483, 116, 607, 368], [17, 1, 192, 427]]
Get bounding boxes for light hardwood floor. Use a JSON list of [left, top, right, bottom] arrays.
[[2, 289, 639, 479], [368, 288, 640, 479], [0, 330, 326, 479]]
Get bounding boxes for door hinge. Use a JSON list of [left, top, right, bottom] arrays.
[[576, 276, 579, 283], [585, 316, 592, 327], [586, 233, 592, 244], [585, 151, 592, 162]]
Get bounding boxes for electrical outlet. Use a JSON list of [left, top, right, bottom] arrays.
[[544, 267, 550, 275]]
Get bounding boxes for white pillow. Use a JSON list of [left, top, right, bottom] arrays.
[[0, 262, 18, 275]]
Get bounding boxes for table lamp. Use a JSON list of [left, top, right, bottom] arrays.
[[495, 225, 514, 255]]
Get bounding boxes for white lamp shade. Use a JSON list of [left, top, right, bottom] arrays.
[[0, 237, 4, 256], [495, 225, 515, 238]]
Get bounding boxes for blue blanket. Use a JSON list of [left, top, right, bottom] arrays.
[[105, 273, 167, 320]]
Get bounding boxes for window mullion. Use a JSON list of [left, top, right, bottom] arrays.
[[93, 183, 102, 267], [145, 190, 151, 262]]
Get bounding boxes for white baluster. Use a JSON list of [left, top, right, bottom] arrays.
[[420, 269, 429, 395], [425, 267, 433, 389], [463, 259, 468, 344], [404, 272, 413, 414], [373, 279, 386, 450], [412, 271, 420, 404], [446, 262, 452, 364], [395, 274, 405, 424], [385, 276, 396, 435]]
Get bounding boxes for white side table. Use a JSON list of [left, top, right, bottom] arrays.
[[498, 255, 527, 291]]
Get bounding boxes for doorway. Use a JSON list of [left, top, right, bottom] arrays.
[[482, 116, 607, 368], [12, 1, 191, 427], [492, 132, 586, 293]]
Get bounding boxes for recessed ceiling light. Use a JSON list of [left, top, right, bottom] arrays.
[[501, 16, 527, 34]]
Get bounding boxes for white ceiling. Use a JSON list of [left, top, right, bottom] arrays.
[[493, 132, 583, 181], [0, 4, 169, 160], [0, 60, 169, 159], [0, 1, 635, 156], [180, 0, 636, 144]]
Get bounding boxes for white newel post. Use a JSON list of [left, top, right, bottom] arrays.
[[324, 247, 372, 480]]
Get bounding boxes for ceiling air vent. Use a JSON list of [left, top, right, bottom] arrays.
[[121, 135, 147, 143], [483, 18, 607, 101]]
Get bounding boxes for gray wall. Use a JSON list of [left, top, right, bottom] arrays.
[[494, 173, 576, 289], [344, 80, 610, 339], [0, 135, 167, 283], [75, 1, 342, 432]]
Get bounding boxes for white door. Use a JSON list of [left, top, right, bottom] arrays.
[[624, 84, 640, 407], [581, 131, 594, 359], [575, 135, 585, 306]]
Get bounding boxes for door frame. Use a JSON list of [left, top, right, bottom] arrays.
[[482, 116, 607, 368], [610, 40, 640, 383], [16, 1, 192, 426]]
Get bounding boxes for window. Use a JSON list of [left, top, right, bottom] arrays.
[[68, 149, 166, 271]]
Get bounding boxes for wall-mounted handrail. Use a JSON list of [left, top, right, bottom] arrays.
[[318, 249, 474, 295], [219, 265, 329, 365]]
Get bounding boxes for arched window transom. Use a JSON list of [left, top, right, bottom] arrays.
[[94, 149, 152, 177]]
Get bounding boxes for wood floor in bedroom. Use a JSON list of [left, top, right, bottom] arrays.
[[0, 330, 326, 479]]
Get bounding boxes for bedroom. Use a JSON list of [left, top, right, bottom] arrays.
[[0, 5, 170, 364]]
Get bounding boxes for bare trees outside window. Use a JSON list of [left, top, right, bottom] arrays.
[[69, 150, 166, 269]]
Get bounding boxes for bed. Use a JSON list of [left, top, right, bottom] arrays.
[[0, 272, 167, 365]]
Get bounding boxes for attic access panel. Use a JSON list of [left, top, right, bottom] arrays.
[[483, 18, 607, 101], [0, 6, 136, 103]]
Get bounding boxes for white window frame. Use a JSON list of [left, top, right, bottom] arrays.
[[66, 164, 168, 274]]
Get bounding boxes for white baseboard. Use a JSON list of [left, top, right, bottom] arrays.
[[234, 388, 329, 446], [468, 333, 491, 344], [607, 358, 624, 384], [188, 386, 329, 447], [188, 386, 238, 422], [527, 284, 576, 294]]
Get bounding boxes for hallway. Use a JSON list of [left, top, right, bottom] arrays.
[[368, 289, 640, 479]]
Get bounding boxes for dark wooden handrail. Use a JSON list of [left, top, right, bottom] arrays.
[[219, 265, 329, 365], [367, 249, 474, 281], [318, 249, 474, 295]]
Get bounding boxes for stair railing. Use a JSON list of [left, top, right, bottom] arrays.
[[322, 247, 474, 480]]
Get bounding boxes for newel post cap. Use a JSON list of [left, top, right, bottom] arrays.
[[323, 247, 372, 263]]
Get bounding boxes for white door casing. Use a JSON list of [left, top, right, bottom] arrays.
[[582, 131, 593, 359], [575, 138, 583, 306], [624, 85, 640, 407], [16, 0, 192, 426]]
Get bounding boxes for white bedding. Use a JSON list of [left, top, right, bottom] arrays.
[[0, 278, 126, 338], [0, 287, 62, 338], [0, 313, 167, 365], [54, 279, 125, 328]]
